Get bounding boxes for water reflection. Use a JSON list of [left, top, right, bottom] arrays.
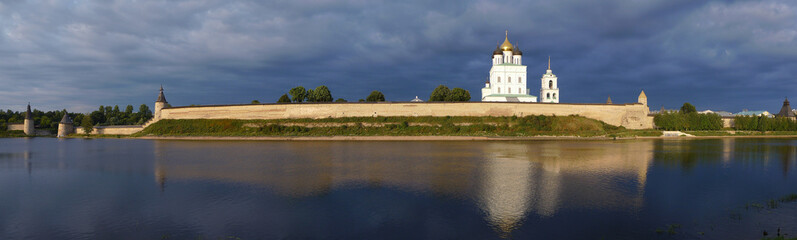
[[152, 140, 656, 236], [1, 138, 796, 239], [653, 138, 797, 175]]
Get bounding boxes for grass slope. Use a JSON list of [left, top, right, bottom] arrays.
[[134, 115, 661, 137]]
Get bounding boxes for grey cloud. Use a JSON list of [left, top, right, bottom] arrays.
[[0, 0, 795, 113]]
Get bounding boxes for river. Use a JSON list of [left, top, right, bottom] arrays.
[[1, 138, 796, 239]]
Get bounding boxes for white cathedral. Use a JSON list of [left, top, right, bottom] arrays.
[[481, 32, 559, 103]]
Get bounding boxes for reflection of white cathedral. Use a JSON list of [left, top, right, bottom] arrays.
[[481, 32, 559, 103]]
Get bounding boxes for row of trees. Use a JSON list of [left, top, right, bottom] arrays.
[[276, 86, 386, 103], [733, 116, 797, 131], [273, 84, 471, 104], [0, 109, 73, 131], [0, 104, 154, 131], [429, 85, 471, 102], [277, 86, 335, 103], [653, 103, 723, 130]]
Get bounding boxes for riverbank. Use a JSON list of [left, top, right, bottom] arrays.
[[131, 116, 662, 138], [135, 134, 797, 141]]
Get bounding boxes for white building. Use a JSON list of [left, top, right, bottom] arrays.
[[481, 32, 537, 102], [539, 57, 559, 103]]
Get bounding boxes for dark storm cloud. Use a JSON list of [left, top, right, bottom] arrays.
[[0, 0, 795, 112]]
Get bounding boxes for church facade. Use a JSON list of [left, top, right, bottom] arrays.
[[481, 32, 559, 103]]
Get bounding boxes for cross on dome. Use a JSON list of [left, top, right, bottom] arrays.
[[500, 30, 513, 51]]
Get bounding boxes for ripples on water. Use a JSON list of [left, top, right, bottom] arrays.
[[0, 138, 796, 239]]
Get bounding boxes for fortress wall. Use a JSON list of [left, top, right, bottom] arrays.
[[75, 126, 144, 135], [7, 123, 24, 131], [161, 102, 653, 129]]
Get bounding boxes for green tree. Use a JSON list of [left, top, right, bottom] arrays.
[[429, 85, 450, 102], [40, 116, 52, 128], [312, 85, 333, 102], [306, 89, 316, 102], [81, 115, 94, 135], [125, 105, 134, 114], [366, 91, 386, 102], [289, 86, 307, 103], [139, 104, 151, 114], [277, 94, 291, 103], [335, 98, 348, 103], [358, 99, 366, 102], [447, 88, 471, 102], [680, 103, 697, 114], [251, 100, 260, 104]]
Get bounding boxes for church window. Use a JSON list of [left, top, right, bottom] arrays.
[[519, 77, 522, 83], [553, 93, 557, 99], [498, 87, 501, 93], [549, 80, 553, 89], [547, 93, 551, 99], [519, 88, 522, 94], [508, 77, 511, 83], [509, 88, 512, 93], [497, 77, 501, 83]]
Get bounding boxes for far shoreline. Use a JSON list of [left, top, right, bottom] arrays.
[[133, 134, 797, 141]]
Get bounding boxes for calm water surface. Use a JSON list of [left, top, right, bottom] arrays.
[[1, 138, 796, 239]]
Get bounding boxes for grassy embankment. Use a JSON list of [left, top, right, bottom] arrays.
[[0, 130, 26, 138], [684, 130, 797, 136], [133, 115, 662, 138]]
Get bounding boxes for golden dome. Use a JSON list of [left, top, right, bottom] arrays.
[[500, 31, 513, 51]]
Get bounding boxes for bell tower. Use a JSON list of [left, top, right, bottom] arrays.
[[540, 57, 559, 103]]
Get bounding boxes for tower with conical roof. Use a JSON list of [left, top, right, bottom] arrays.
[[606, 95, 613, 104], [154, 85, 168, 120], [776, 97, 795, 120], [638, 90, 647, 106], [57, 110, 73, 137], [23, 103, 34, 135]]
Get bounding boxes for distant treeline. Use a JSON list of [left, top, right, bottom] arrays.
[[654, 102, 797, 131], [0, 104, 153, 131], [265, 84, 471, 104], [733, 116, 797, 131], [653, 103, 723, 130]]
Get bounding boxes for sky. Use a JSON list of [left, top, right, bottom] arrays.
[[1, 0, 796, 113]]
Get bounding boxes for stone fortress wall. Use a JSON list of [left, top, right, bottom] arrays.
[[75, 125, 144, 135], [159, 101, 654, 129], [7, 123, 24, 131], [53, 89, 653, 136]]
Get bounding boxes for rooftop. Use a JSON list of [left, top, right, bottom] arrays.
[[484, 94, 537, 98]]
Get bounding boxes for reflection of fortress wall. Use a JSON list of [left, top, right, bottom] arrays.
[[151, 142, 481, 198], [152, 140, 655, 236], [160, 102, 653, 129]]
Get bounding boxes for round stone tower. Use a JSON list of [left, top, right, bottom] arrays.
[[23, 103, 34, 135], [154, 85, 168, 120], [57, 111, 73, 138]]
